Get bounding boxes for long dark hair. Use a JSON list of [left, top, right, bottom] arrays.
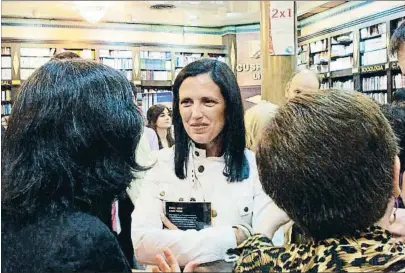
[[172, 59, 249, 182], [146, 104, 174, 149], [2, 59, 145, 227]]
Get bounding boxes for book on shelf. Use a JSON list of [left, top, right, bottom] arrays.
[[310, 39, 328, 53], [175, 53, 203, 67], [360, 36, 386, 53], [141, 51, 171, 59], [330, 57, 353, 71], [101, 58, 133, 70], [365, 92, 387, 104], [332, 79, 354, 90], [2, 90, 12, 101], [141, 71, 172, 81], [311, 52, 329, 65], [331, 43, 353, 57], [360, 23, 386, 39], [393, 73, 405, 89], [361, 49, 387, 66], [362, 75, 387, 91], [2, 104, 12, 115], [99, 49, 132, 58]]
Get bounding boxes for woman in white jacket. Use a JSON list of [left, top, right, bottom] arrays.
[[131, 59, 279, 267]]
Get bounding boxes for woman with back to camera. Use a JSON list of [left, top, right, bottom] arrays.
[[2, 59, 145, 273], [131, 59, 279, 267], [147, 104, 174, 149]]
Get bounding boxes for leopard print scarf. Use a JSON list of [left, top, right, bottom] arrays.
[[229, 226, 405, 272]]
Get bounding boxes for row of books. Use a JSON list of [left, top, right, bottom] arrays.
[[140, 90, 173, 114], [21, 47, 56, 57], [360, 23, 386, 39], [141, 70, 172, 81], [310, 39, 328, 53], [365, 92, 388, 104], [2, 47, 11, 55], [175, 54, 203, 67], [2, 104, 12, 115], [141, 51, 171, 60], [141, 59, 171, 71], [360, 36, 386, 53], [20, 57, 51, 69], [332, 79, 354, 90], [2, 69, 12, 80], [2, 90, 12, 101], [393, 73, 405, 89], [99, 50, 132, 58], [312, 52, 329, 65], [330, 57, 353, 71], [331, 44, 353, 57], [362, 75, 387, 91], [361, 49, 387, 66], [101, 58, 133, 69]]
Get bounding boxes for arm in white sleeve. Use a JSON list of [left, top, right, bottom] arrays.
[[131, 178, 237, 266]]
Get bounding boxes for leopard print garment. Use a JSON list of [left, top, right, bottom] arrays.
[[229, 226, 405, 272]]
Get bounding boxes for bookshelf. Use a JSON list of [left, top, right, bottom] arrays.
[[174, 52, 204, 79], [297, 14, 404, 104], [99, 49, 133, 81], [309, 38, 329, 74], [20, 47, 57, 80], [2, 47, 13, 116], [140, 50, 172, 81], [296, 44, 308, 70], [330, 32, 355, 91]]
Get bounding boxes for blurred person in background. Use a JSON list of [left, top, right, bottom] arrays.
[[147, 104, 175, 150]]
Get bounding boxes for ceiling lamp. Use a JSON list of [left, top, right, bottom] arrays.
[[74, 1, 111, 24]]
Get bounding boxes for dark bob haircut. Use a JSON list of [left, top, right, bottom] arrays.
[[172, 59, 249, 182], [2, 59, 145, 227], [257, 90, 398, 240]]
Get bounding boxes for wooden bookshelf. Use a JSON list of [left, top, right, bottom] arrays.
[[297, 14, 404, 104]]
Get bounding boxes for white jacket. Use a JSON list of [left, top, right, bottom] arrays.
[[131, 143, 278, 266]]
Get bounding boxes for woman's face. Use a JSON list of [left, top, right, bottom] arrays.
[[2, 117, 8, 128], [179, 73, 225, 145], [156, 108, 172, 129]]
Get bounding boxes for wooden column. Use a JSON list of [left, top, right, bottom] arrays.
[[260, 1, 295, 105]]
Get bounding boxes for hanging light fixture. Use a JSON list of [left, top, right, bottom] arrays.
[[74, 1, 112, 24]]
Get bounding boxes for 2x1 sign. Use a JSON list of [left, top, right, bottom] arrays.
[[269, 1, 295, 56]]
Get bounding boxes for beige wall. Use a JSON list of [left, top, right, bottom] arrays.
[[236, 31, 261, 87]]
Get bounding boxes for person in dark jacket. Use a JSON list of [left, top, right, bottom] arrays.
[[1, 59, 145, 273]]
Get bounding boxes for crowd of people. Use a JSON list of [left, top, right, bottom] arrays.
[[1, 22, 405, 273]]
